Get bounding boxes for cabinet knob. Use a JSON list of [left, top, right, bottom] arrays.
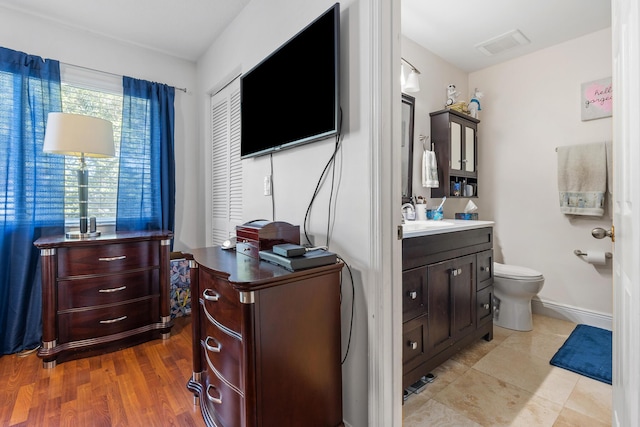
[[408, 291, 417, 300], [451, 268, 462, 277], [408, 341, 418, 350], [481, 303, 490, 310], [480, 266, 490, 273]]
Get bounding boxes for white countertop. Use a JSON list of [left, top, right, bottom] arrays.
[[401, 219, 495, 239]]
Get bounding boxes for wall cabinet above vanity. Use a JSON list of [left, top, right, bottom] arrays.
[[430, 109, 480, 198]]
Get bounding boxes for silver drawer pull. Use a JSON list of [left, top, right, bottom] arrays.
[[409, 341, 418, 350], [481, 303, 490, 310], [99, 285, 127, 293], [204, 336, 221, 353], [408, 291, 417, 300], [98, 255, 127, 262], [99, 315, 127, 324], [203, 289, 220, 302], [206, 384, 222, 405]]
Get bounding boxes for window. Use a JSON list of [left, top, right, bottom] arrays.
[[59, 64, 122, 223]]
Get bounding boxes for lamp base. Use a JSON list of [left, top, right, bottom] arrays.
[[66, 231, 101, 239]]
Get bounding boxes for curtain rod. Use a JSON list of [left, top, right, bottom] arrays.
[[61, 61, 188, 93]]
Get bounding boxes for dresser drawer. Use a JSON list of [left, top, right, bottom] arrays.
[[402, 314, 428, 371], [201, 317, 243, 391], [477, 285, 494, 326], [477, 250, 493, 290], [57, 241, 159, 277], [402, 266, 427, 323], [58, 297, 159, 343], [199, 268, 242, 334], [203, 368, 244, 427], [58, 270, 158, 310]]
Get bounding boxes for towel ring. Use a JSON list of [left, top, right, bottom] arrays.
[[419, 134, 432, 151]]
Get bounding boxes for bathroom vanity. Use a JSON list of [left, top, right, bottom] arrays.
[[401, 220, 494, 391]]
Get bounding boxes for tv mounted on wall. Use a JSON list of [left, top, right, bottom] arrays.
[[240, 3, 340, 159]]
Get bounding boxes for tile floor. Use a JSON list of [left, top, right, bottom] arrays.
[[403, 314, 612, 426]]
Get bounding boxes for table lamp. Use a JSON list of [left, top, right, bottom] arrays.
[[43, 113, 115, 238]]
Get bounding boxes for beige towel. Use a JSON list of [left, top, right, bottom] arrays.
[[557, 142, 607, 216], [422, 150, 439, 188]]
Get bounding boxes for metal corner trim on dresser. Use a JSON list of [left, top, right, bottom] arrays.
[[33, 230, 174, 368], [185, 247, 345, 427]]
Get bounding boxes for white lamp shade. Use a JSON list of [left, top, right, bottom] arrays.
[[43, 113, 115, 158], [404, 70, 420, 93]]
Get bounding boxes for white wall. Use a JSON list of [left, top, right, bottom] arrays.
[[0, 6, 199, 252], [197, 0, 395, 425], [401, 36, 471, 216], [470, 29, 613, 319]]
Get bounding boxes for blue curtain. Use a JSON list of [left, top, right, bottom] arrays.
[[0, 47, 63, 354], [116, 76, 175, 233]]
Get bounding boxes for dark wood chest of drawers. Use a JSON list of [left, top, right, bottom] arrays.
[[34, 230, 173, 367], [186, 247, 344, 427]]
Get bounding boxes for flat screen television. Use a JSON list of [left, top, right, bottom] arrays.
[[240, 3, 340, 159]]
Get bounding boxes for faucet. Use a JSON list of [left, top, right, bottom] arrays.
[[401, 203, 416, 222]]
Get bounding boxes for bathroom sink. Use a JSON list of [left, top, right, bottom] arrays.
[[402, 220, 455, 232], [400, 219, 495, 238]]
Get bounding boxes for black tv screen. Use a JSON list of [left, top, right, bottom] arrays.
[[240, 3, 340, 158]]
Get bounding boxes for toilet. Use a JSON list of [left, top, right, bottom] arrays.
[[492, 262, 545, 331]]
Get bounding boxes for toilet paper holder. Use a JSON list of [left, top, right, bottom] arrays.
[[574, 249, 612, 259]]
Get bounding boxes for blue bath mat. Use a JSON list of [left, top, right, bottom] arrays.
[[550, 324, 612, 384]]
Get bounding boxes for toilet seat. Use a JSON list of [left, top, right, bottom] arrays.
[[494, 262, 544, 281]]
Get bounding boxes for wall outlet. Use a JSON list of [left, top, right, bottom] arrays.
[[263, 175, 272, 196]]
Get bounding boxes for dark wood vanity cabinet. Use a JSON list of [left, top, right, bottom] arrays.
[[402, 227, 493, 390], [34, 230, 174, 368], [185, 247, 344, 427], [430, 109, 480, 198]]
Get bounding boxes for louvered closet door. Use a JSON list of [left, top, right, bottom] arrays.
[[210, 79, 242, 246]]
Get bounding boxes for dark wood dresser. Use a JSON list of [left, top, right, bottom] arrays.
[[186, 247, 344, 427], [34, 230, 173, 368]]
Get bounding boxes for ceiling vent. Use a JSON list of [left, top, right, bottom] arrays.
[[475, 29, 530, 56]]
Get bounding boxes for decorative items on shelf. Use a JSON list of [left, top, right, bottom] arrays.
[[468, 88, 484, 119], [445, 83, 471, 114], [445, 84, 460, 106]]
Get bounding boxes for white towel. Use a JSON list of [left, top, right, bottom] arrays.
[[422, 150, 439, 188], [557, 142, 607, 217]]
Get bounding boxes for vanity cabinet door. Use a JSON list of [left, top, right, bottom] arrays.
[[426, 254, 476, 357], [450, 121, 463, 172]]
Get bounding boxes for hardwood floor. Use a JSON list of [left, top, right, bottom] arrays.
[[0, 316, 205, 427]]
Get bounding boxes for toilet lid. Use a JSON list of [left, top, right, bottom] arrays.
[[494, 262, 544, 280]]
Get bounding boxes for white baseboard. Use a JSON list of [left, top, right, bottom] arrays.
[[531, 298, 612, 331]]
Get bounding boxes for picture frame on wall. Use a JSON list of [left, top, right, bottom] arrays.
[[581, 77, 612, 121]]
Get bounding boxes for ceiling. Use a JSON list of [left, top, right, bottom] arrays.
[[0, 0, 612, 71], [0, 0, 251, 62], [402, 0, 612, 72]]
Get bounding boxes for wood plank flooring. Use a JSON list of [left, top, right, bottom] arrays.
[[0, 316, 205, 427]]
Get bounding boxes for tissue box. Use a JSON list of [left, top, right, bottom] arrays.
[[455, 213, 478, 220]]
